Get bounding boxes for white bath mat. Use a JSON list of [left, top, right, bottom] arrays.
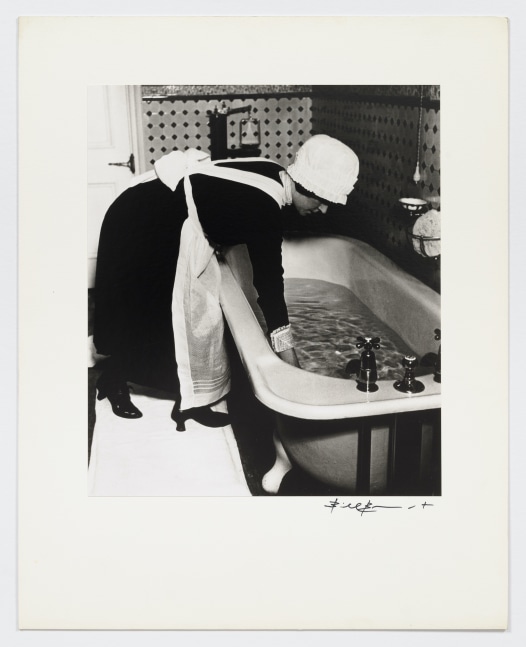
[[88, 393, 251, 496]]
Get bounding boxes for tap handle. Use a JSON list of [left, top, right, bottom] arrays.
[[394, 355, 425, 393], [402, 355, 418, 369], [356, 335, 381, 350], [433, 329, 441, 383]]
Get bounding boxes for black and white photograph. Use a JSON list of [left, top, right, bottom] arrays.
[[87, 85, 442, 497], [14, 13, 512, 634]]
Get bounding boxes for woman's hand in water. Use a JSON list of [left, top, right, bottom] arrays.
[[277, 347, 300, 368]]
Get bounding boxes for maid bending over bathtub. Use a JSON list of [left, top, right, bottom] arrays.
[[93, 135, 360, 429]]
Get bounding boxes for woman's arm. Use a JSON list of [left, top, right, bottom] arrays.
[[246, 237, 289, 333], [246, 238, 301, 368]]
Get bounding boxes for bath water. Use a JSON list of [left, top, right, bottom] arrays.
[[285, 278, 415, 381]]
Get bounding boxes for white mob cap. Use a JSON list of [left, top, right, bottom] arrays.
[[287, 134, 359, 205]]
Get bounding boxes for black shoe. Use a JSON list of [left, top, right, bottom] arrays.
[[97, 382, 143, 419], [171, 403, 229, 432]]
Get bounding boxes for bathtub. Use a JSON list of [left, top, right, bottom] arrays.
[[219, 235, 441, 495]]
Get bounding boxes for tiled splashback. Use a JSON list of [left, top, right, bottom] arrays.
[[311, 96, 440, 207], [142, 94, 312, 167], [310, 89, 440, 291]]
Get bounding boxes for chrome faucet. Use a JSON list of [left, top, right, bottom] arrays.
[[355, 336, 381, 393], [394, 355, 425, 394], [434, 328, 441, 383]]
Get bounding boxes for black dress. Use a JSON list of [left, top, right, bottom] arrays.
[[93, 159, 291, 395]]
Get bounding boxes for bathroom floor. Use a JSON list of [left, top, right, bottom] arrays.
[[88, 290, 341, 496]]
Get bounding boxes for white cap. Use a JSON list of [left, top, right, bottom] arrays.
[[287, 135, 359, 205]]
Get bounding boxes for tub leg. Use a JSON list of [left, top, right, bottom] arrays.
[[262, 431, 293, 494]]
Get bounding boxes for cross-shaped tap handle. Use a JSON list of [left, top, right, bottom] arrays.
[[356, 336, 381, 350]]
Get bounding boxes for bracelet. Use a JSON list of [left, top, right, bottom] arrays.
[[270, 324, 295, 353]]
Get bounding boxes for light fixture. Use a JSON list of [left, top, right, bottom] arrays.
[[413, 85, 424, 184], [239, 107, 260, 148]]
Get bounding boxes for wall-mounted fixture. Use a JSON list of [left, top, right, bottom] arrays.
[[207, 102, 261, 160], [397, 198, 441, 260], [240, 107, 261, 149], [398, 197, 427, 215], [412, 85, 424, 184], [407, 208, 441, 259]]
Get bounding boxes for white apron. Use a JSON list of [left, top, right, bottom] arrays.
[[131, 150, 286, 409]]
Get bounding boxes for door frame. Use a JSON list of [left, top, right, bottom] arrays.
[[126, 85, 146, 175], [87, 85, 146, 289]]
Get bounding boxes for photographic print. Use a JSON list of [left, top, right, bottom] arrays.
[[87, 85, 441, 498]]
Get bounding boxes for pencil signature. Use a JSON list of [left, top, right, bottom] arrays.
[[324, 498, 434, 515]]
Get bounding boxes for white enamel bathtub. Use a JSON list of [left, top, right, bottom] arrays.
[[219, 235, 441, 494]]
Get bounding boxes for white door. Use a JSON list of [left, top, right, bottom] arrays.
[[87, 85, 145, 287]]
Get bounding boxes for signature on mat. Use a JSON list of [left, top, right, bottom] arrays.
[[324, 498, 434, 515]]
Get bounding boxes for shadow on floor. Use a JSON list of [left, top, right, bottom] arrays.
[[88, 289, 357, 496]]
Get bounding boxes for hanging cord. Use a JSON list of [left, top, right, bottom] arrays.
[[413, 85, 424, 183]]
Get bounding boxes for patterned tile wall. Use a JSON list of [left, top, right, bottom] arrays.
[[312, 98, 440, 209], [142, 95, 312, 167], [311, 95, 440, 291]]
